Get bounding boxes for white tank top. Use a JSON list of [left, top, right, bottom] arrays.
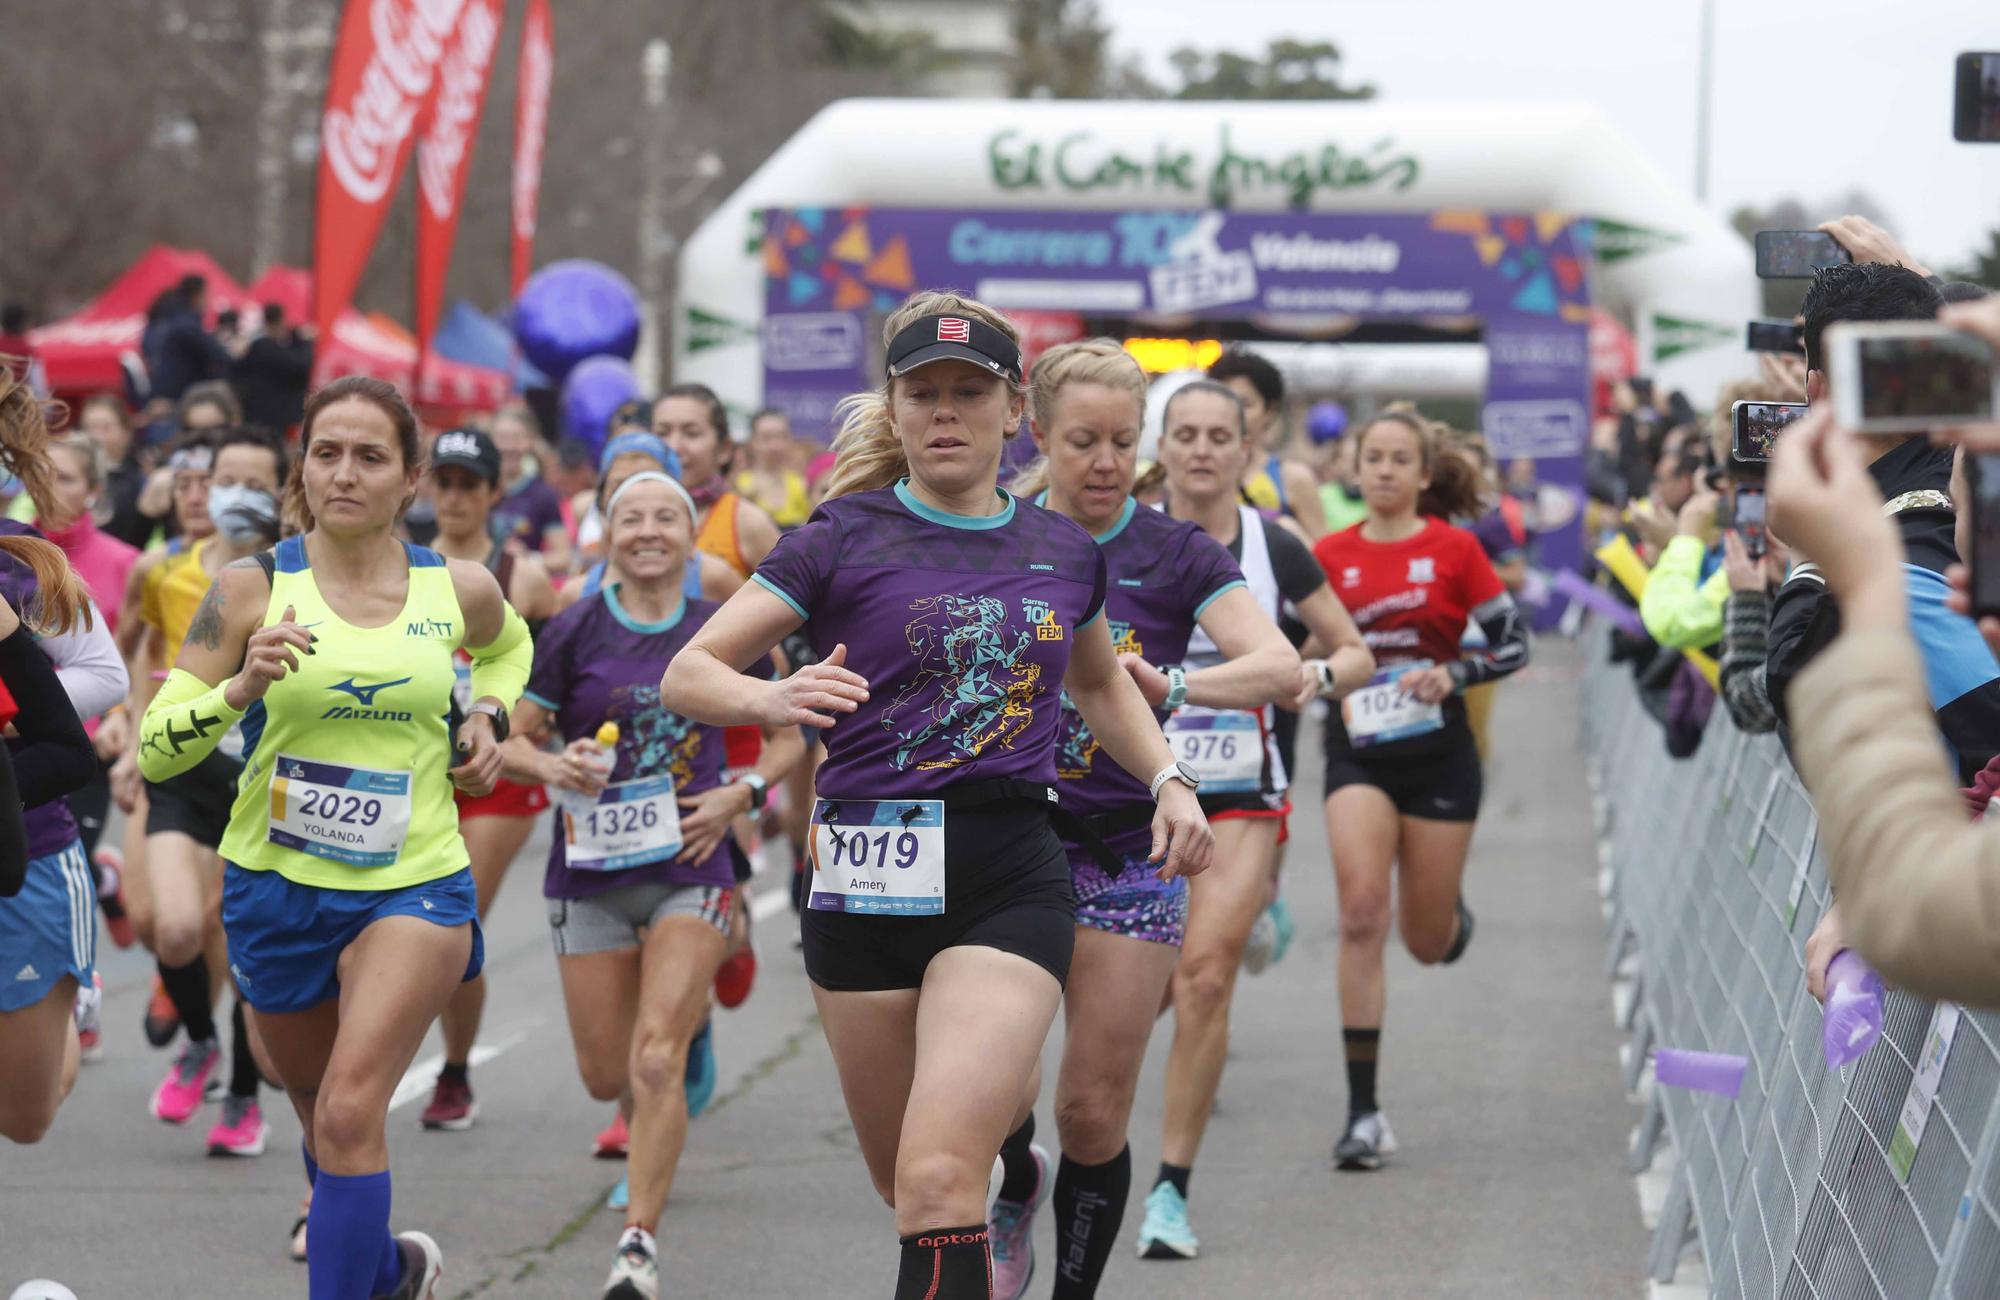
[[1181, 504, 1287, 795]]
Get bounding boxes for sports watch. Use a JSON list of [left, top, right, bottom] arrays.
[[1150, 761, 1200, 800], [465, 700, 510, 743], [739, 772, 769, 810], [1161, 664, 1189, 710]]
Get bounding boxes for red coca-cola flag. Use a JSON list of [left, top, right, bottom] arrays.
[[511, 0, 552, 300], [413, 0, 503, 365], [312, 0, 466, 351]]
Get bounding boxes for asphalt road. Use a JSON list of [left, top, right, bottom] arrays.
[[0, 638, 1646, 1298]]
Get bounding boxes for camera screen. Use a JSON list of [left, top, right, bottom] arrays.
[[1857, 333, 1996, 423], [1734, 491, 1767, 528], [1758, 231, 1847, 278], [1748, 319, 1805, 355], [1976, 454, 2000, 609], [1958, 53, 2000, 143], [1733, 402, 1807, 463]]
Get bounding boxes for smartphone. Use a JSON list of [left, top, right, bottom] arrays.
[[1970, 453, 2000, 617], [1746, 318, 1806, 355], [1825, 321, 1999, 433], [1732, 488, 1769, 561], [1729, 400, 1807, 481], [1755, 230, 1850, 279], [1955, 52, 2000, 143]]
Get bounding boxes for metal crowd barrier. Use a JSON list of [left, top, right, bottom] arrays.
[[1582, 640, 2000, 1298]]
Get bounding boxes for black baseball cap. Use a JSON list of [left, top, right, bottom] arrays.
[[886, 313, 1023, 385], [431, 427, 501, 484]]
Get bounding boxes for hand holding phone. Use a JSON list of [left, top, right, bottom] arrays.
[[1730, 400, 1809, 482], [1732, 487, 1769, 561], [1756, 230, 1851, 279], [1969, 453, 2000, 618], [1825, 321, 1999, 434], [1747, 318, 1806, 355]]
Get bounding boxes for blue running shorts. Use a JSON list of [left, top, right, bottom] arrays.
[[0, 839, 94, 1013]]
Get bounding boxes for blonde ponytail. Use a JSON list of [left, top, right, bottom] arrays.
[[821, 289, 1027, 502]]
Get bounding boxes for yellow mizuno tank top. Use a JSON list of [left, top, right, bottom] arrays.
[[222, 535, 468, 891], [144, 537, 216, 649]]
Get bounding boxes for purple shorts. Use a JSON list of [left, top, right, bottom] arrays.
[[1067, 839, 1186, 947]]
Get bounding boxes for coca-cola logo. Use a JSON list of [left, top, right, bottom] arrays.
[[512, 9, 551, 242], [417, 1, 500, 219], [324, 0, 468, 205]]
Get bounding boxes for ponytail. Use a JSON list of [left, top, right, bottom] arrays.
[[1356, 404, 1489, 522], [0, 536, 90, 636]]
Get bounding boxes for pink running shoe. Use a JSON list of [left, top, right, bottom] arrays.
[[150, 1037, 219, 1125], [593, 1110, 629, 1159], [207, 1094, 269, 1157], [986, 1142, 1049, 1300]]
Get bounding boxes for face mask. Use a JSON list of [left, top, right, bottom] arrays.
[[208, 482, 279, 544]]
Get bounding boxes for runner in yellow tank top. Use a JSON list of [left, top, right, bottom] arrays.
[[138, 377, 533, 1297]]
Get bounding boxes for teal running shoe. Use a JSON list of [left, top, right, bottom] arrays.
[[1136, 1181, 1199, 1260], [685, 1019, 716, 1118]]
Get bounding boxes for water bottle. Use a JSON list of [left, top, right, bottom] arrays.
[[1822, 948, 1884, 1070], [554, 721, 619, 821]]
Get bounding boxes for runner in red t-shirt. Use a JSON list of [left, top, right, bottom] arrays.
[[1309, 406, 1529, 1173]]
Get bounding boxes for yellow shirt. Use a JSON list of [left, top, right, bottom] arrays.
[[143, 538, 215, 650]]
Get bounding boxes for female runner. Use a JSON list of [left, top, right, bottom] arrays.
[[416, 426, 558, 1130], [1138, 380, 1375, 1257], [983, 340, 1302, 1299], [139, 376, 533, 1299], [662, 291, 1211, 1299], [505, 470, 802, 1299], [1312, 405, 1529, 1170]]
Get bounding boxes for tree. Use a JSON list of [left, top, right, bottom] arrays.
[[1944, 228, 2000, 289], [1166, 38, 1374, 101]]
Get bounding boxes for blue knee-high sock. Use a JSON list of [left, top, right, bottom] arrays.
[[306, 1170, 403, 1299]]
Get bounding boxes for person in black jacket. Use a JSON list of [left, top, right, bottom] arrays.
[[232, 303, 314, 433], [141, 275, 231, 405]]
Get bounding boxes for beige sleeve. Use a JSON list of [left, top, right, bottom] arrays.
[[1789, 627, 2000, 1006]]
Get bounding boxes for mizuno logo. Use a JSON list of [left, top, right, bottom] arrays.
[[329, 677, 412, 707], [320, 706, 414, 723]]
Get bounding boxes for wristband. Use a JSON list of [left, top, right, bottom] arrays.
[[1162, 664, 1188, 710]]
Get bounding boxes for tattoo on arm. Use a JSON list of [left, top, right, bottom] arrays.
[[185, 584, 226, 652]]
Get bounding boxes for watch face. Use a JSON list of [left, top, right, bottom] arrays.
[[1176, 760, 1201, 788]]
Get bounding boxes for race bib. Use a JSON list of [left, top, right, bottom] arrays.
[[268, 755, 412, 867], [1342, 662, 1445, 748], [1164, 706, 1264, 793], [808, 798, 945, 916], [565, 776, 683, 872]]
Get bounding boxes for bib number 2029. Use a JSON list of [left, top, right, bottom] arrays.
[[808, 798, 945, 916]]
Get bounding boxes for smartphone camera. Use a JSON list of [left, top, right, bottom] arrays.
[[1747, 318, 1806, 355], [1732, 487, 1769, 561], [1971, 454, 2000, 617], [1956, 52, 2000, 143], [1729, 400, 1808, 482], [1755, 230, 1851, 279], [1826, 322, 1999, 434]]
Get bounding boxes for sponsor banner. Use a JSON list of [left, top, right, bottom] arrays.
[[414, 0, 503, 361], [510, 0, 552, 298], [313, 0, 466, 348]]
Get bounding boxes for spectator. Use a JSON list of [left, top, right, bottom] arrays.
[[488, 402, 570, 569], [140, 275, 231, 404], [1613, 376, 1664, 505], [75, 395, 150, 549], [132, 382, 237, 544], [1762, 263, 2000, 782], [232, 304, 313, 433], [1769, 401, 2000, 1007]]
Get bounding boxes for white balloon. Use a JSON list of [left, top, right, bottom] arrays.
[[10, 1283, 80, 1300]]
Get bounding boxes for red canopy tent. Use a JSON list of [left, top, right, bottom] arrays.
[[29, 247, 257, 395]]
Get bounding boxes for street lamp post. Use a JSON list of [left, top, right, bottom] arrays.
[[636, 39, 672, 394]]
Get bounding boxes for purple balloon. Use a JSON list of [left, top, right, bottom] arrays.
[[513, 260, 642, 384], [560, 355, 641, 454]]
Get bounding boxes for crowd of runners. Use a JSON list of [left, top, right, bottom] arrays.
[[0, 286, 1532, 1299]]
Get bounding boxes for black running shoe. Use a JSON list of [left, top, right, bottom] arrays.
[[1441, 896, 1475, 965], [1334, 1111, 1397, 1171]]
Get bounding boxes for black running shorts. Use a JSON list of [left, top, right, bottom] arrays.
[[1322, 742, 1482, 823], [144, 749, 244, 846], [801, 802, 1076, 992]]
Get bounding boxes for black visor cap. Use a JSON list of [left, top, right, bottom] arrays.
[[886, 313, 1023, 386]]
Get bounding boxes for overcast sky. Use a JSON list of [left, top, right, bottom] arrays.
[[1095, 0, 2000, 272]]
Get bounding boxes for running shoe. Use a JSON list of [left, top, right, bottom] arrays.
[[207, 1094, 269, 1157], [419, 1073, 478, 1131], [150, 1037, 219, 1124], [714, 946, 757, 1009], [603, 1225, 659, 1299], [1441, 896, 1475, 965], [75, 972, 103, 1063], [385, 1230, 444, 1299], [289, 1205, 309, 1263], [1333, 1110, 1398, 1171], [1241, 908, 1277, 975], [685, 1020, 716, 1118], [1268, 895, 1296, 965], [594, 1110, 630, 1159], [93, 849, 136, 950], [1136, 1181, 1199, 1260], [987, 1142, 1049, 1300], [605, 1173, 629, 1212], [142, 975, 179, 1048]]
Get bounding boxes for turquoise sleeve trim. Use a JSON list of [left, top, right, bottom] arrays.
[[750, 572, 808, 620], [1080, 606, 1105, 630], [521, 689, 560, 713], [1192, 579, 1247, 623]]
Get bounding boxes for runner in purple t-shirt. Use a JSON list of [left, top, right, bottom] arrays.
[[488, 405, 571, 568], [978, 339, 1302, 1298], [661, 292, 1212, 1300], [499, 471, 803, 1296]]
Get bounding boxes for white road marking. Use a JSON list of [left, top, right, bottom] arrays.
[[388, 1020, 540, 1112]]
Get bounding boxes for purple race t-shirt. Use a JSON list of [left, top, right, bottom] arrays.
[[0, 520, 80, 858], [493, 476, 565, 553], [525, 589, 774, 898], [1050, 497, 1243, 816], [752, 481, 1107, 800]]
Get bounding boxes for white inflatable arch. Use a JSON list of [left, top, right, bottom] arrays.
[[674, 98, 1757, 422]]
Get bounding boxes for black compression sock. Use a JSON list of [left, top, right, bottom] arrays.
[[1154, 1161, 1190, 1200], [1050, 1145, 1130, 1300], [1344, 1027, 1382, 1116], [228, 1000, 260, 1098], [158, 956, 215, 1044], [439, 1061, 469, 1086], [995, 1113, 1038, 1204], [895, 1226, 991, 1300]]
